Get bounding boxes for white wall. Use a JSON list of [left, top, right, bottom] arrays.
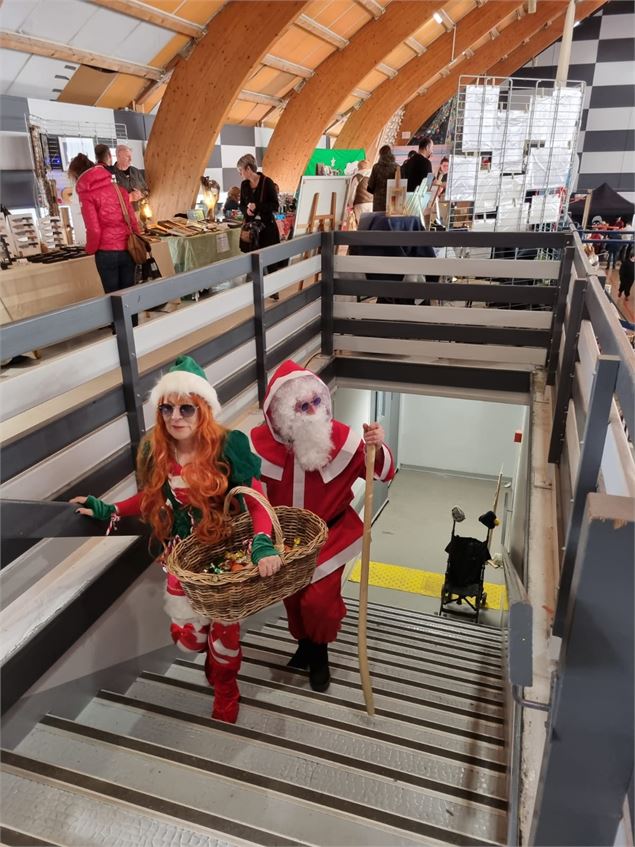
[[399, 394, 526, 479], [333, 387, 371, 440]]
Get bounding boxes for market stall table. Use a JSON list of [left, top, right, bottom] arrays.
[[164, 227, 242, 274], [0, 240, 175, 325]]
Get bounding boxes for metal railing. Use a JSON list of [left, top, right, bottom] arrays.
[[1, 227, 633, 845]]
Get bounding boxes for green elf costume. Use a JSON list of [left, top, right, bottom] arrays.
[[80, 355, 278, 723]]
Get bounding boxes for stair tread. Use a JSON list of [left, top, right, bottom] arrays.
[[151, 666, 505, 764], [120, 678, 507, 793], [264, 622, 503, 672], [205, 644, 505, 720], [15, 723, 495, 847], [1, 759, 248, 847], [254, 625, 503, 685], [344, 599, 503, 639], [73, 698, 506, 844], [170, 658, 504, 741], [344, 602, 503, 638]]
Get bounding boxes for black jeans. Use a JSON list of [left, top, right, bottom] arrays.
[[95, 249, 138, 326]]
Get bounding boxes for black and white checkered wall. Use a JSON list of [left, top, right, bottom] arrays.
[[514, 0, 635, 205]]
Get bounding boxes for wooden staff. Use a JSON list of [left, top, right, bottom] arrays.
[[358, 443, 376, 716], [487, 467, 503, 549]]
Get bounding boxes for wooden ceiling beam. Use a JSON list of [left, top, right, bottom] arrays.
[[87, 0, 205, 39], [237, 90, 285, 107], [262, 1, 446, 191], [0, 29, 164, 80], [295, 14, 350, 49], [401, 0, 606, 135], [144, 1, 307, 219], [353, 0, 386, 18], [334, 0, 524, 150], [261, 54, 314, 78], [489, 0, 606, 77]]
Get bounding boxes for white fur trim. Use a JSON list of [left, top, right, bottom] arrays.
[[320, 428, 360, 483], [310, 538, 363, 583], [211, 639, 240, 658], [150, 371, 221, 416], [292, 456, 305, 508], [163, 591, 210, 627], [376, 443, 392, 481], [260, 457, 284, 480]]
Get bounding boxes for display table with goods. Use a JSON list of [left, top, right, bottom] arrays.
[[163, 226, 242, 274], [0, 240, 175, 326]]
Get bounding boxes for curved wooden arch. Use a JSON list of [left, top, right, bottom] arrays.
[[400, 0, 605, 135], [489, 0, 606, 78], [334, 0, 520, 151], [144, 1, 307, 219], [262, 2, 445, 191]]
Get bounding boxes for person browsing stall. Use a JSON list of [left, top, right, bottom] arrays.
[[71, 356, 282, 724], [237, 154, 280, 252]]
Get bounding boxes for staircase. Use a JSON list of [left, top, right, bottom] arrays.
[[1, 598, 508, 847]]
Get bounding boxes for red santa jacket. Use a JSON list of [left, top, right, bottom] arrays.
[[251, 360, 395, 583]]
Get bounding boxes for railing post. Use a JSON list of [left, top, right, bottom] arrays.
[[548, 277, 587, 464], [111, 292, 145, 465], [546, 245, 574, 385], [250, 251, 267, 406], [531, 492, 634, 847], [321, 230, 334, 357], [552, 354, 620, 636]]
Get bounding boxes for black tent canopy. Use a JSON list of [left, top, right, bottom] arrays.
[[569, 182, 634, 222]]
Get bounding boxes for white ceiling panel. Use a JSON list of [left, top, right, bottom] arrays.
[[0, 0, 40, 31], [0, 50, 31, 92], [7, 55, 70, 100], [116, 21, 175, 65], [17, 0, 99, 44], [69, 7, 140, 56]]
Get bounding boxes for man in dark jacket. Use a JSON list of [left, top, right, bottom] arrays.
[[405, 137, 434, 193]]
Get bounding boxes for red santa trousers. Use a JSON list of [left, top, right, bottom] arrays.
[[284, 565, 346, 644], [166, 573, 241, 722]]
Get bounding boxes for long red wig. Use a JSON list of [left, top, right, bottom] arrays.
[[137, 394, 231, 546]]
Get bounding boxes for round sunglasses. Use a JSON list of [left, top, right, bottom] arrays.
[[295, 396, 322, 414], [158, 402, 197, 419]]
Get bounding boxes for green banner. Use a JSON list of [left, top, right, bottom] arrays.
[[304, 148, 366, 177]]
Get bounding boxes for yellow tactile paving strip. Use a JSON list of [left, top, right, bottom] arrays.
[[349, 560, 508, 611]]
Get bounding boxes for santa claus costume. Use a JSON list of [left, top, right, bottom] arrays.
[[251, 360, 395, 691], [73, 356, 281, 723]]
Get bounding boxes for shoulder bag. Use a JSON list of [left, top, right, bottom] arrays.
[[239, 174, 267, 253], [114, 184, 150, 265]]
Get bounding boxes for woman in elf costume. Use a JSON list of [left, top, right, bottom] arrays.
[[72, 355, 281, 723]]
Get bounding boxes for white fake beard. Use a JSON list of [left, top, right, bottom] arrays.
[[271, 380, 333, 471]]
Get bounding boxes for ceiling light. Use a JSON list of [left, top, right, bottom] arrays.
[[527, 0, 537, 11], [490, 27, 500, 40], [433, 11, 443, 24]]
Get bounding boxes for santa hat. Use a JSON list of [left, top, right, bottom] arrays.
[[262, 360, 328, 421], [149, 355, 221, 416]]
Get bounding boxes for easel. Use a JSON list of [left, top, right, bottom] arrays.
[[299, 191, 338, 291]]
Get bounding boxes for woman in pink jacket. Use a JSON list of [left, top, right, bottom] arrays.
[[68, 153, 141, 294]]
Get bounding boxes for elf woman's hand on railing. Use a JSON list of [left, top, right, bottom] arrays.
[[70, 495, 117, 521]]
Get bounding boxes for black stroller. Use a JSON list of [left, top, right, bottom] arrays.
[[439, 507, 498, 624]]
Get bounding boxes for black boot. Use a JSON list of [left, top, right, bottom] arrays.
[[287, 637, 311, 670], [308, 641, 330, 692]]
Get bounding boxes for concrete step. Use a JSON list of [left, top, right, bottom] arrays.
[[248, 624, 504, 689], [1, 752, 252, 847], [260, 621, 503, 676], [241, 633, 503, 704], [121, 676, 507, 795], [15, 720, 497, 847], [344, 597, 503, 643], [75, 695, 507, 845], [153, 664, 505, 765]]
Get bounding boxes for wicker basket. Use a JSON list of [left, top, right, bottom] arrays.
[[165, 486, 328, 623]]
